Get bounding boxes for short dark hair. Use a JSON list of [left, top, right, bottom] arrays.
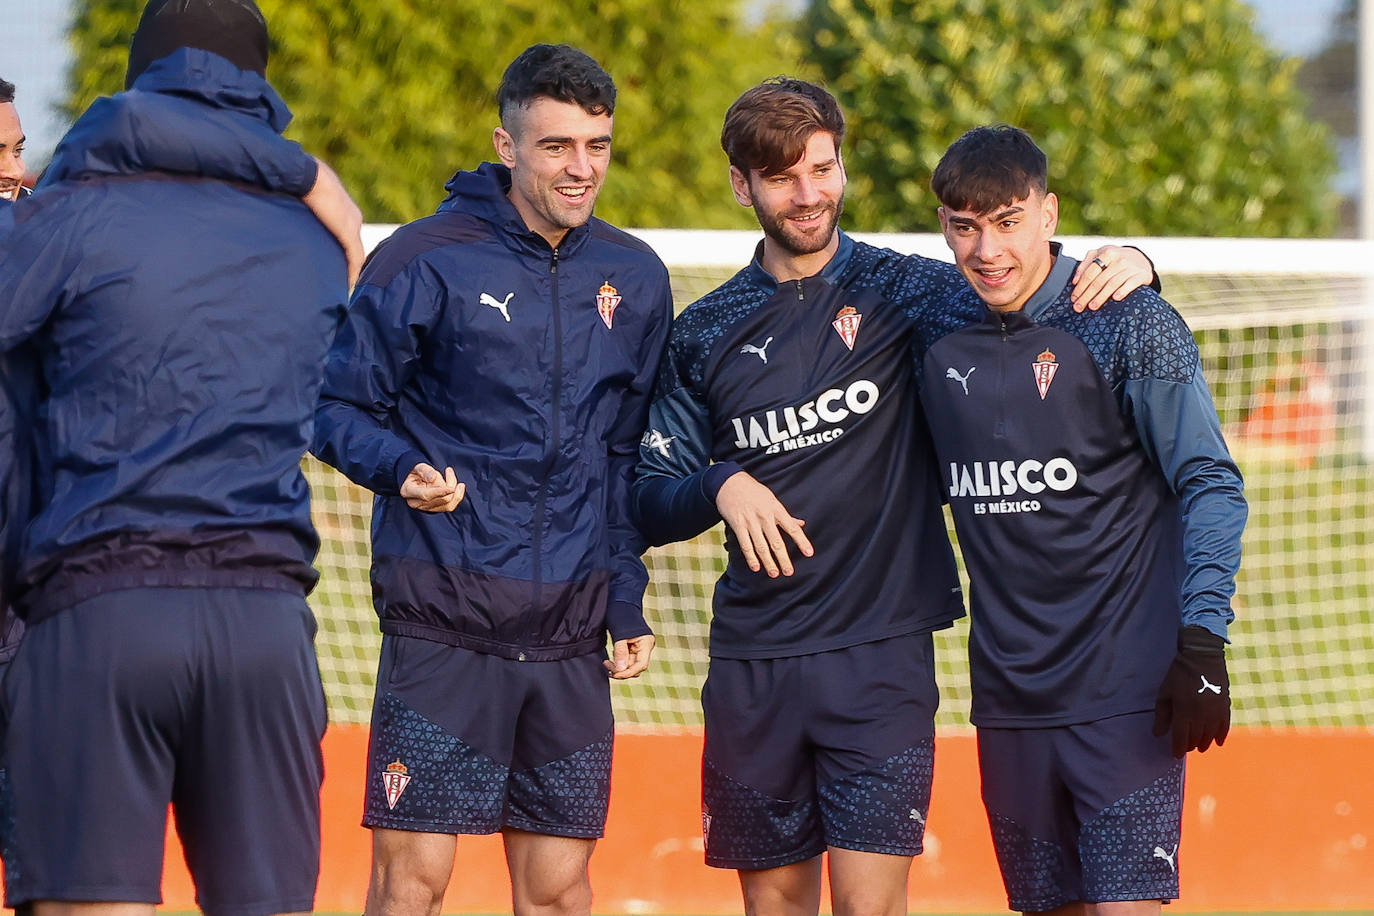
[[931, 125, 1048, 214], [721, 78, 845, 176], [0, 78, 14, 105], [497, 44, 616, 126]]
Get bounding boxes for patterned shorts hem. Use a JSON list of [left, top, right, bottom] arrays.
[[1007, 893, 1076, 913], [503, 816, 604, 840], [705, 843, 827, 871], [362, 814, 499, 836], [1084, 888, 1176, 904], [826, 839, 923, 858]]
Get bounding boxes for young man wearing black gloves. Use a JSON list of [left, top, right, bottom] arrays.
[[920, 124, 1245, 915]]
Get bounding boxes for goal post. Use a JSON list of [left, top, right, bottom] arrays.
[[311, 229, 1374, 731]]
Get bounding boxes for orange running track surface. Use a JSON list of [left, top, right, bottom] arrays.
[[157, 726, 1373, 913]]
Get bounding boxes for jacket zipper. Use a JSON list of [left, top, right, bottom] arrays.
[[995, 314, 1009, 441], [525, 245, 563, 658]]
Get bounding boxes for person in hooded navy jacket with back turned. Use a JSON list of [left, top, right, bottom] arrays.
[[0, 2, 353, 913], [0, 62, 360, 675]]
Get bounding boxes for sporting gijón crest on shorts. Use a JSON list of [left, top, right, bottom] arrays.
[[918, 254, 1245, 727], [635, 238, 964, 659]]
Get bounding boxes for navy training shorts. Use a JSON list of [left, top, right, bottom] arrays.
[[700, 633, 939, 870], [977, 710, 1185, 912], [0, 586, 327, 915], [363, 634, 613, 838]]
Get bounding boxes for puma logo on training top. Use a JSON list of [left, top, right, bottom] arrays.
[[1198, 675, 1222, 695], [740, 337, 774, 364], [908, 808, 925, 825], [1153, 844, 1178, 872], [946, 366, 976, 395], [643, 429, 676, 458], [479, 291, 514, 322]]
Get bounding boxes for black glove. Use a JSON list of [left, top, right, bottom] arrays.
[[1152, 625, 1230, 758]]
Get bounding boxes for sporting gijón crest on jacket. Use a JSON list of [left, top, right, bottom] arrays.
[[634, 235, 964, 659], [918, 253, 1245, 728], [312, 162, 673, 662]]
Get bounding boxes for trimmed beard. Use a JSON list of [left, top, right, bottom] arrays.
[[755, 195, 844, 257]]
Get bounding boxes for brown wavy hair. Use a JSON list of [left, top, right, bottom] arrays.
[[721, 78, 845, 176]]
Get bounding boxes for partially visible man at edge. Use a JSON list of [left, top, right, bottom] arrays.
[[0, 1, 359, 912], [0, 74, 31, 669], [632, 77, 1158, 916], [0, 77, 29, 212]]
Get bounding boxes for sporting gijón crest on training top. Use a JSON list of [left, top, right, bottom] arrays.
[[596, 280, 621, 329]]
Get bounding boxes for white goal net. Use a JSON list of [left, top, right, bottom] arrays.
[[311, 230, 1374, 731]]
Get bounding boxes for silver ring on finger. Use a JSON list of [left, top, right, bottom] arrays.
[[1092, 256, 1108, 269]]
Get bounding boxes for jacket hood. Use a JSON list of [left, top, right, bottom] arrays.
[[437, 161, 590, 254], [42, 48, 292, 187], [130, 48, 291, 130]]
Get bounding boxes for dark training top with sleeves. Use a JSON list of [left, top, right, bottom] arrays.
[[311, 162, 673, 661], [0, 49, 348, 625], [633, 232, 968, 659], [917, 252, 1247, 727]]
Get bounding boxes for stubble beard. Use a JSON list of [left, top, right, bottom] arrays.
[[539, 177, 603, 232]]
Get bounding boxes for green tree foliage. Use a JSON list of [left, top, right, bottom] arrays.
[[1297, 0, 1356, 137], [801, 0, 1338, 236], [65, 0, 794, 226], [1295, 0, 1355, 233]]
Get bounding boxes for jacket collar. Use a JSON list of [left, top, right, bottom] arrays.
[[437, 162, 592, 257], [41, 49, 294, 188], [129, 48, 293, 132], [743, 230, 855, 294], [1024, 242, 1075, 320], [981, 241, 1074, 328]]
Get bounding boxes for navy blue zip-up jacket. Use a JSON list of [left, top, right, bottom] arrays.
[[0, 50, 348, 625], [0, 189, 29, 235], [633, 234, 967, 658], [0, 189, 33, 662], [918, 252, 1246, 726], [312, 163, 673, 661]]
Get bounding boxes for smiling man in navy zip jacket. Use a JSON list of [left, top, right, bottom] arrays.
[[0, 2, 353, 913], [310, 44, 672, 916], [919, 125, 1246, 916]]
